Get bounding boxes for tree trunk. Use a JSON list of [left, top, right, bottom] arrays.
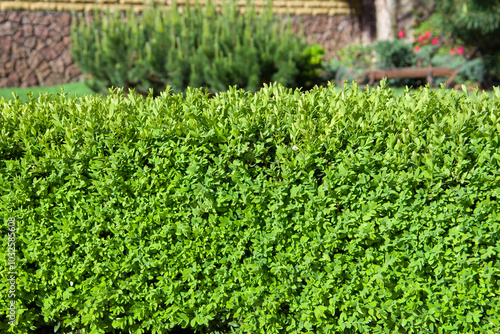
[[375, 0, 396, 40]]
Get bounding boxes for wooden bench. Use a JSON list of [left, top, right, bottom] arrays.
[[361, 66, 458, 87]]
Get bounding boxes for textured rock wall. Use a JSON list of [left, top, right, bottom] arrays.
[[297, 15, 362, 60], [0, 11, 361, 88], [0, 11, 81, 88]]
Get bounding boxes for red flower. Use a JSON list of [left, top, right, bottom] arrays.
[[424, 31, 431, 39], [457, 46, 465, 55], [418, 35, 425, 42], [414, 46, 421, 52], [431, 37, 439, 45], [398, 30, 405, 39], [449, 48, 456, 55]]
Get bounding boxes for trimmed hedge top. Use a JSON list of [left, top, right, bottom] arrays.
[[1, 83, 500, 333]]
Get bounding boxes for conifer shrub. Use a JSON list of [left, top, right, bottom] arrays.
[[1, 83, 499, 333], [70, 0, 322, 96]]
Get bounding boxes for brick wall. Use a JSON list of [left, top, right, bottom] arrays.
[[0, 0, 362, 88]]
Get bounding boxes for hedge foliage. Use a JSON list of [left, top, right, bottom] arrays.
[[1, 83, 500, 333], [70, 0, 322, 96]]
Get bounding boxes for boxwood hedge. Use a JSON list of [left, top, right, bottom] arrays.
[[0, 83, 499, 333]]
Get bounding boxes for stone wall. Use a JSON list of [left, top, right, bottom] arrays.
[[0, 11, 81, 88], [298, 15, 361, 60], [0, 9, 362, 88]]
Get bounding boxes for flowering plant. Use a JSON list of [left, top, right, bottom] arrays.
[[392, 26, 483, 87], [413, 30, 440, 49], [397, 27, 468, 64], [449, 46, 465, 55]]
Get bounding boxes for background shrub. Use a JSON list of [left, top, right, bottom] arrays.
[[70, 1, 323, 96], [374, 39, 415, 69], [426, 0, 500, 87], [324, 44, 375, 83], [326, 41, 416, 86]]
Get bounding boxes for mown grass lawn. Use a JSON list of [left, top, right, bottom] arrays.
[[0, 81, 96, 103], [0, 81, 497, 104]]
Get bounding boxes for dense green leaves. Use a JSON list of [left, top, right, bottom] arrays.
[[0, 83, 499, 333]]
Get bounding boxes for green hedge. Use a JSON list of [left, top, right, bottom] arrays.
[[1, 83, 500, 333]]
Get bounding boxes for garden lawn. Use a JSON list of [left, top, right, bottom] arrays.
[[0, 81, 96, 103], [0, 81, 497, 104]]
